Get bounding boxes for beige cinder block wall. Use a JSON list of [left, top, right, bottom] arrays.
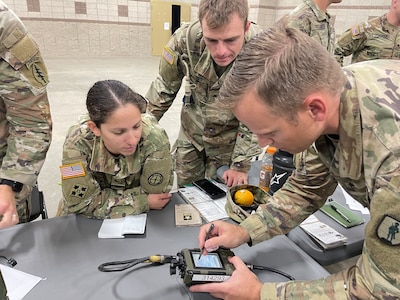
[[5, 0, 391, 57]]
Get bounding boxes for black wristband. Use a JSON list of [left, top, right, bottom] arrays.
[[0, 179, 23, 193]]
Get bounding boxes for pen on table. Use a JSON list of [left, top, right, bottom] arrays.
[[330, 204, 351, 223], [199, 223, 214, 260]]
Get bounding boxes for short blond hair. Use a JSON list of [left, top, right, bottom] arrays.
[[198, 0, 248, 29], [219, 25, 346, 121]]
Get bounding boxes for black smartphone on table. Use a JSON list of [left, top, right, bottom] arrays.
[[192, 179, 226, 199]]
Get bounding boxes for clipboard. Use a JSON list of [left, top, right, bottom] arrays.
[[320, 200, 365, 228]]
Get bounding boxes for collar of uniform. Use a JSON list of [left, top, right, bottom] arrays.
[[380, 14, 397, 34], [305, 0, 331, 22], [336, 69, 363, 180], [192, 46, 221, 82], [89, 136, 140, 175]]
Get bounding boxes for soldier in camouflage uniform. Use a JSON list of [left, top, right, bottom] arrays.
[[275, 0, 341, 193], [0, 2, 52, 228], [58, 80, 173, 219], [146, 0, 261, 188], [335, 0, 400, 65], [278, 0, 342, 54], [191, 26, 400, 299]]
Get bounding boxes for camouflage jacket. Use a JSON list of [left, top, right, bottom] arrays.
[[240, 60, 400, 298], [146, 21, 261, 172], [335, 14, 400, 65], [60, 114, 173, 219], [280, 0, 336, 54], [0, 2, 52, 188]]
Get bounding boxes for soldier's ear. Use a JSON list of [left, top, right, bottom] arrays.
[[87, 120, 101, 137], [303, 93, 327, 122]]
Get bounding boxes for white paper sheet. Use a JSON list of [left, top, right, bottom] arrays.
[[0, 264, 43, 300], [339, 185, 370, 215]]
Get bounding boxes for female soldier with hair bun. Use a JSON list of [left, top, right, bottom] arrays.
[[58, 80, 174, 219]]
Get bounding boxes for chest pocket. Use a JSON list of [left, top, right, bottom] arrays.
[[92, 172, 139, 191]]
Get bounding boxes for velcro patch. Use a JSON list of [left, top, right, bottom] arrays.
[[60, 162, 86, 179], [69, 184, 88, 199], [10, 34, 38, 64], [162, 46, 175, 65], [3, 28, 25, 49], [140, 157, 171, 193], [376, 214, 400, 246]]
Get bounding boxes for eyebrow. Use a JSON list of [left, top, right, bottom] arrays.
[[204, 35, 241, 42], [111, 122, 141, 132]]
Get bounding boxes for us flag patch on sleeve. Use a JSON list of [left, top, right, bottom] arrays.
[[351, 25, 360, 37], [162, 46, 175, 65], [60, 162, 86, 179]]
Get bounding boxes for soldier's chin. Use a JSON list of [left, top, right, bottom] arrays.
[[214, 57, 232, 67], [120, 148, 136, 156]]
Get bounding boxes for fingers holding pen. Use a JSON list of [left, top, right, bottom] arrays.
[[198, 221, 220, 252], [198, 221, 251, 253]]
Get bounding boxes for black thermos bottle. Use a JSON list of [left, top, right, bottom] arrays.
[[268, 150, 295, 195]]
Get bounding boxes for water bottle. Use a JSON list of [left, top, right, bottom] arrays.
[[269, 150, 294, 195], [259, 146, 277, 192]]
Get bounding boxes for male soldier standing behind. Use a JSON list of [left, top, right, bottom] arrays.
[[146, 0, 261, 188], [335, 0, 400, 65], [0, 2, 52, 228], [279, 0, 342, 54]]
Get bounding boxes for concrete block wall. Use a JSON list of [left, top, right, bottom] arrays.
[[4, 0, 391, 57]]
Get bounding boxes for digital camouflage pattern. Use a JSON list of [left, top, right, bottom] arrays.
[[59, 114, 173, 219], [239, 60, 400, 299], [335, 14, 400, 65], [278, 0, 336, 54], [146, 22, 262, 186], [0, 2, 52, 222]]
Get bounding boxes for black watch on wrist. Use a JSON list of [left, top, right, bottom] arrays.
[[0, 179, 23, 193]]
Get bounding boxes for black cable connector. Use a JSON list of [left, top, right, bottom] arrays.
[[0, 255, 17, 267], [98, 255, 175, 272], [246, 264, 295, 281]]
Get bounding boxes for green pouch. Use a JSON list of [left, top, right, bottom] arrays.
[[225, 184, 271, 223], [320, 200, 365, 228]]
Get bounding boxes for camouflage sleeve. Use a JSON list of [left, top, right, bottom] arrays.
[[240, 146, 337, 244], [0, 8, 52, 186], [260, 271, 351, 299], [139, 114, 174, 193], [230, 123, 261, 172], [334, 25, 367, 66], [60, 125, 149, 219], [285, 16, 311, 36], [145, 25, 188, 120], [260, 249, 399, 298]]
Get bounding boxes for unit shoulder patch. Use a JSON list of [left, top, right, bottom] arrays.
[[376, 214, 400, 246], [148, 173, 164, 186], [69, 183, 88, 199]]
